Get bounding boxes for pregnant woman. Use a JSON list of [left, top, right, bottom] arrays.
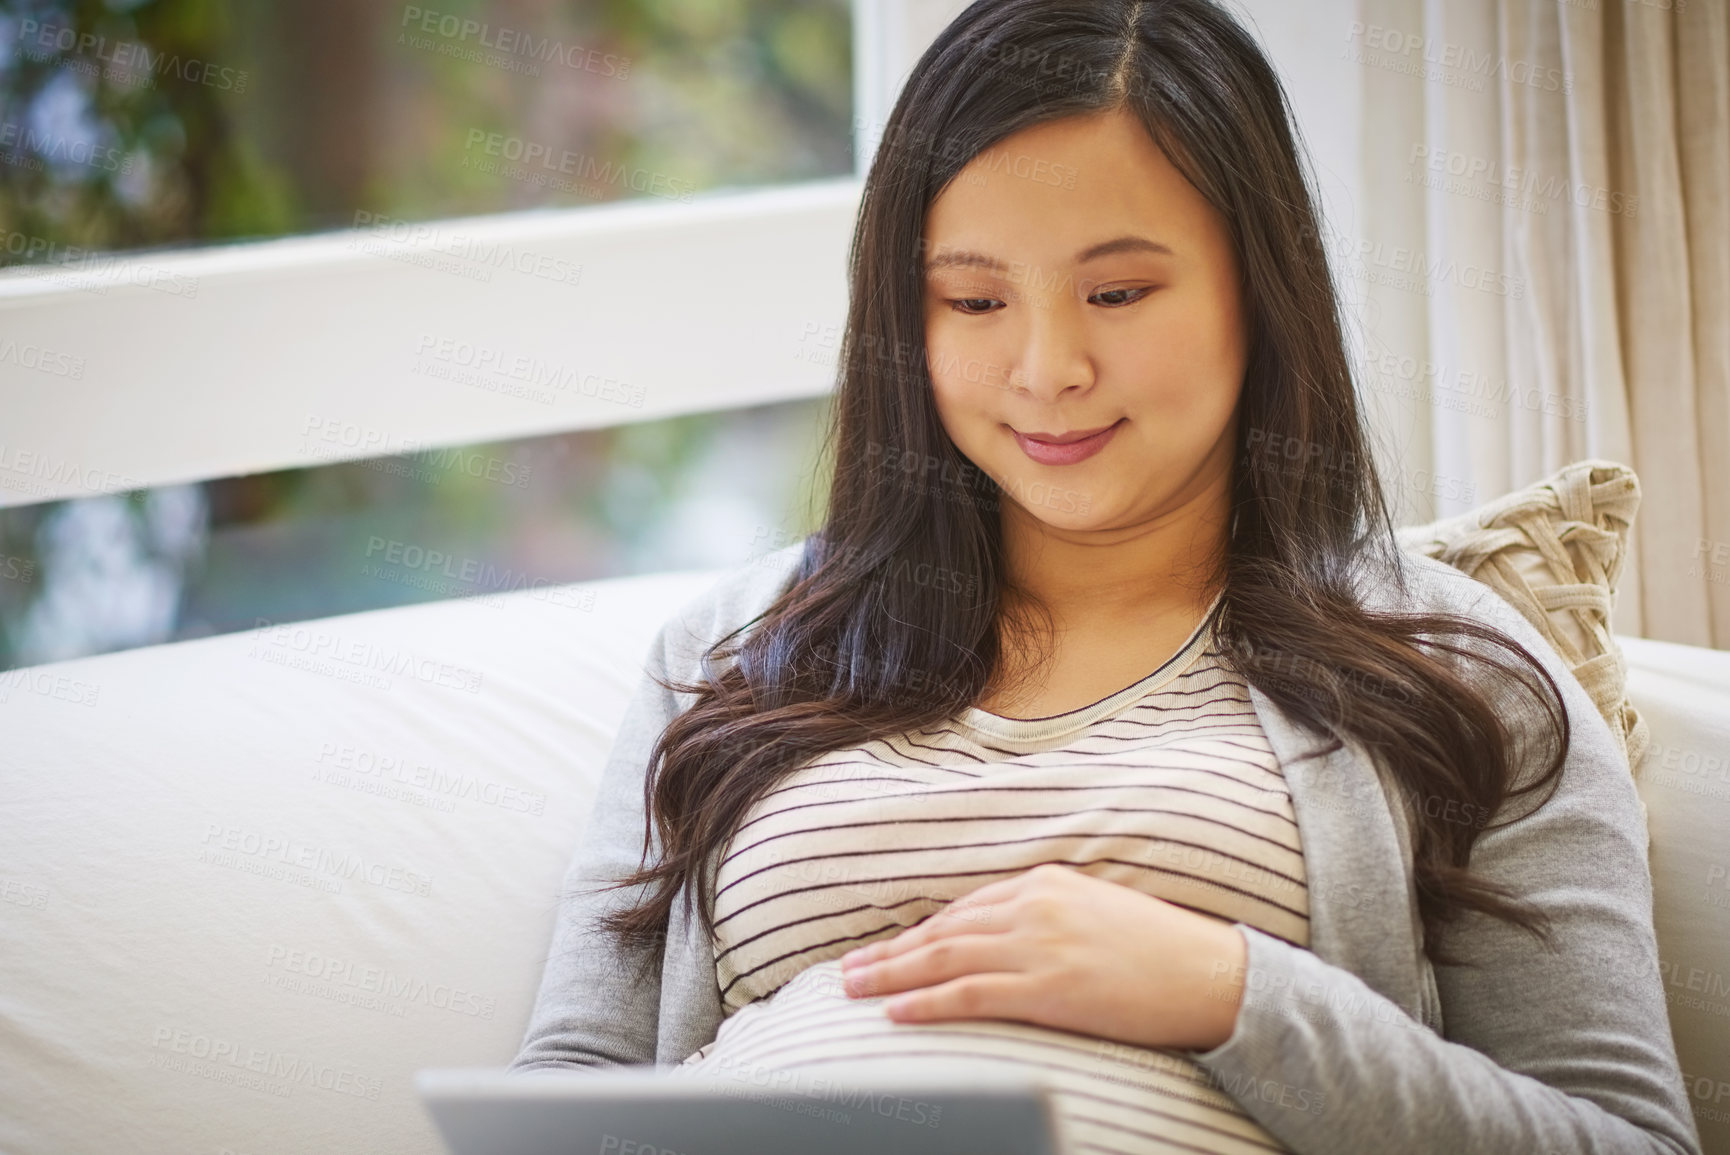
[[510, 2, 1700, 1152]]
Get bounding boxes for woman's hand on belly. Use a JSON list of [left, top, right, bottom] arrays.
[[837, 862, 1249, 1052]]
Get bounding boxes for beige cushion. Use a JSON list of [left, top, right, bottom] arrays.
[[1396, 459, 1647, 773]]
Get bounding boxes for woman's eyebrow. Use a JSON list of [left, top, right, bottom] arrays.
[[923, 234, 1174, 274]]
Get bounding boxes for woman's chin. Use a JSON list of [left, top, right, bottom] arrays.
[[1010, 501, 1106, 533]]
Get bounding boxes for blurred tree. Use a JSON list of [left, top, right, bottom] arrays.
[[0, 0, 295, 254], [0, 0, 849, 669], [0, 0, 851, 254]]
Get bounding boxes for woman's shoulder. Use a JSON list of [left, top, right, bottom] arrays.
[[651, 538, 809, 678], [1354, 543, 1603, 744], [1356, 542, 1549, 646], [1367, 541, 1637, 803]]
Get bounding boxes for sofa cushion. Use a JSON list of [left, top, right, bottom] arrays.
[[1396, 459, 1646, 771], [1621, 635, 1730, 1152], [0, 567, 725, 1155]]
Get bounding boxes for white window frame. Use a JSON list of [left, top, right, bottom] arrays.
[[0, 0, 972, 509]]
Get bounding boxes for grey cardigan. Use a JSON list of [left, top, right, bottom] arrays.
[[510, 540, 1703, 1155]]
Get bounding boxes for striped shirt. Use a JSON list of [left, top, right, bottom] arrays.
[[678, 604, 1310, 1154]]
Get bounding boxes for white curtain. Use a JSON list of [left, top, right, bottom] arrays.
[[1348, 0, 1729, 648]]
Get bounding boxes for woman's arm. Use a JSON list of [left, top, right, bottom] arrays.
[[507, 620, 680, 1073], [1189, 578, 1703, 1155], [508, 547, 803, 1072]]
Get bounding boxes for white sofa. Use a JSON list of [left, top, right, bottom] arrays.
[[2, 561, 1726, 1155]]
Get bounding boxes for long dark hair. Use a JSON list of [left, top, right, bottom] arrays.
[[593, 0, 1568, 971]]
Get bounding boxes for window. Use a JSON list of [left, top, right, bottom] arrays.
[[0, 0, 856, 670]]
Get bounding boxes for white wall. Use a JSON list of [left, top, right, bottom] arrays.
[[1228, 0, 1364, 250], [856, 0, 1363, 238]]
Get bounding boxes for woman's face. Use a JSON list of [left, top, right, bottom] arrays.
[[921, 107, 1248, 535]]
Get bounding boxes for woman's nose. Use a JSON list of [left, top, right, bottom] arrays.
[[1009, 292, 1094, 400]]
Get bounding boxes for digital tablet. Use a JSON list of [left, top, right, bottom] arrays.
[[416, 1061, 1068, 1155]]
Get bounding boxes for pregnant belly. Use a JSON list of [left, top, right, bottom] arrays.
[[677, 958, 1291, 1155]]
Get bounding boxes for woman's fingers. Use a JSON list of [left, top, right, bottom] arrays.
[[842, 870, 1031, 968], [842, 929, 1015, 999], [826, 862, 1245, 1049], [881, 970, 1032, 1022]]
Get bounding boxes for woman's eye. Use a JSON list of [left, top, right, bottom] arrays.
[[1089, 286, 1152, 307], [949, 297, 1003, 315]]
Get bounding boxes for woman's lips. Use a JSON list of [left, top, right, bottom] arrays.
[[1011, 418, 1124, 466]]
